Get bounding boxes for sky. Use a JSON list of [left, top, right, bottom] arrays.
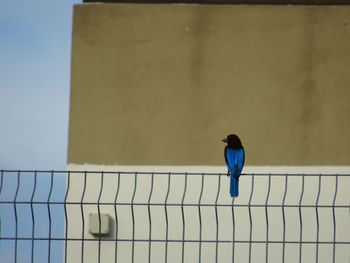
[[0, 2, 83, 261], [0, 0, 82, 170]]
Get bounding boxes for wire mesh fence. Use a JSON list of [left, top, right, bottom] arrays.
[[0, 170, 349, 263]]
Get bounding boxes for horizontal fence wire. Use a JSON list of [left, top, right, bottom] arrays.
[[1, 170, 350, 175], [0, 170, 349, 263]]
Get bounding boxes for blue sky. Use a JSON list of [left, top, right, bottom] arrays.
[[0, 0, 82, 170], [1, 2, 82, 262]]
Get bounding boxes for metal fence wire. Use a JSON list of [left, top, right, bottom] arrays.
[[0, 170, 349, 263]]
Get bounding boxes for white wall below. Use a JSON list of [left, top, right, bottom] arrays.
[[65, 164, 350, 263]]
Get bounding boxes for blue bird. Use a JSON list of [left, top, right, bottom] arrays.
[[222, 134, 245, 197]]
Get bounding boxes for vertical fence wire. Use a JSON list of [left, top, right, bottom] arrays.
[[164, 173, 171, 263], [80, 172, 87, 263], [47, 171, 54, 263], [181, 173, 188, 263], [281, 176, 288, 263], [0, 170, 2, 249], [97, 171, 104, 263], [14, 171, 20, 263], [214, 174, 221, 263], [114, 172, 121, 263], [332, 174, 338, 263], [248, 174, 255, 263], [30, 171, 37, 263], [265, 174, 271, 263], [315, 175, 321, 263], [131, 172, 138, 263], [0, 170, 3, 256], [198, 173, 204, 263], [299, 174, 305, 263], [147, 173, 154, 263], [64, 171, 71, 263]]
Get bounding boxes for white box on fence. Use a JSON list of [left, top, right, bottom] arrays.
[[89, 213, 110, 236]]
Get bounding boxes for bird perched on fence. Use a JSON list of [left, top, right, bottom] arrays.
[[222, 134, 245, 197]]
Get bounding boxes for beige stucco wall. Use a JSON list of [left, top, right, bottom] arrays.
[[68, 3, 350, 165]]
